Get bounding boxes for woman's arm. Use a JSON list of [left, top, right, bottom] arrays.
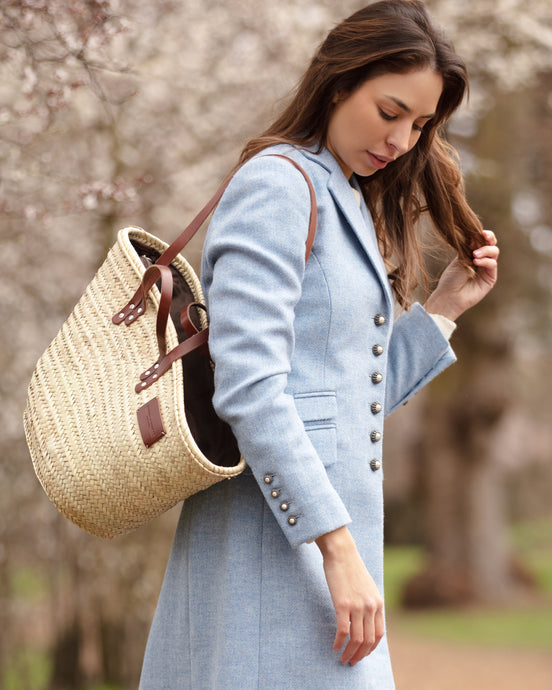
[[202, 153, 351, 547]]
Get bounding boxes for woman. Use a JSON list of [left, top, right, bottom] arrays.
[[140, 2, 499, 688]]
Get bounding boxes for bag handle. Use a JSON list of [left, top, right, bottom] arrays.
[[112, 154, 317, 326], [135, 328, 210, 393], [111, 154, 317, 392], [140, 264, 174, 359]]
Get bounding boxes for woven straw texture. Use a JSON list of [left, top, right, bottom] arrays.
[[23, 227, 246, 538]]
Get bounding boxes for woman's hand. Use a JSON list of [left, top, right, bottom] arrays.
[[315, 526, 384, 666], [424, 230, 499, 322]]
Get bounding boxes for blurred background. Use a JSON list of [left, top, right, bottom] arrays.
[[1, 1, 551, 688]]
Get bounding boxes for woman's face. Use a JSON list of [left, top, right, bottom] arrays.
[[326, 68, 443, 179]]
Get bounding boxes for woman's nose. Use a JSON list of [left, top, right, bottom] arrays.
[[387, 123, 412, 157]]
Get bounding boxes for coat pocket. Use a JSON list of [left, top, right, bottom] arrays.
[[293, 391, 337, 467]]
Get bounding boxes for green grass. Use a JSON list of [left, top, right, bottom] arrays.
[[384, 517, 552, 650], [383, 545, 425, 609], [388, 606, 552, 650], [511, 515, 552, 594], [10, 568, 49, 601], [2, 649, 51, 690], [1, 650, 123, 690]]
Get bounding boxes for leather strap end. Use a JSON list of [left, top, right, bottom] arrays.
[[112, 298, 145, 325]]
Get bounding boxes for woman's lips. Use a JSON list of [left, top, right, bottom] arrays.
[[367, 151, 393, 169]]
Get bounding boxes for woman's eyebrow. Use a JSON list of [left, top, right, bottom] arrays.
[[385, 95, 435, 120]]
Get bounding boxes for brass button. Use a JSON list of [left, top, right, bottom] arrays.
[[280, 502, 289, 512], [371, 402, 382, 415], [288, 516, 297, 526], [372, 344, 384, 356], [263, 475, 273, 485], [374, 314, 386, 326], [370, 459, 381, 471], [270, 489, 280, 498], [370, 430, 381, 443], [371, 372, 383, 384]]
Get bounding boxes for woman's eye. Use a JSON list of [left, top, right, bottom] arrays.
[[378, 108, 396, 122], [413, 123, 424, 133]]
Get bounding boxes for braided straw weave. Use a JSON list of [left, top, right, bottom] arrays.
[[23, 227, 246, 538]]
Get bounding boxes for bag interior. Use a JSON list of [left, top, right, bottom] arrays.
[[131, 240, 241, 468]]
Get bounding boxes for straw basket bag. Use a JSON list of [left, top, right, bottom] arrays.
[[23, 155, 317, 538]]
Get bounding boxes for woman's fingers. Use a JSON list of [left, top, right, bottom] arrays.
[[334, 593, 384, 666], [348, 597, 385, 666], [340, 611, 365, 665], [473, 245, 499, 263], [473, 257, 498, 272], [482, 229, 498, 246], [333, 608, 351, 653], [373, 605, 386, 651], [473, 240, 499, 288], [474, 230, 499, 274]]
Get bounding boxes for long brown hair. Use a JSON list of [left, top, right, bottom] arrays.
[[239, 0, 483, 307]]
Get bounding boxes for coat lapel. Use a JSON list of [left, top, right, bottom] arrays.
[[301, 148, 394, 311]]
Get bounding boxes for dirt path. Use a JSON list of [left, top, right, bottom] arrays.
[[389, 631, 552, 690]]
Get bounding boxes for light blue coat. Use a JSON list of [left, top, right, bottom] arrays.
[[139, 145, 456, 689]]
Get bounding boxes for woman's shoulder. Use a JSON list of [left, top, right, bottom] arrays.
[[224, 144, 315, 203], [231, 143, 334, 202], [239, 143, 306, 175]]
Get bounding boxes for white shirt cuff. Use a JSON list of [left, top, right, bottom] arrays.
[[429, 313, 457, 340]]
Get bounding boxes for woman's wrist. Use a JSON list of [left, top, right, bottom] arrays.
[[424, 292, 462, 322], [315, 525, 356, 559]]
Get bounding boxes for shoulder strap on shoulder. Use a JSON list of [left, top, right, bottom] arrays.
[[113, 154, 317, 324]]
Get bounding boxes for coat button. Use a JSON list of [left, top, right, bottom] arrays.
[[374, 314, 386, 326], [287, 516, 297, 526], [372, 344, 384, 356], [270, 489, 280, 498], [263, 474, 273, 484], [371, 372, 383, 384], [370, 458, 381, 471], [370, 430, 381, 443], [280, 502, 289, 512], [371, 402, 382, 415]]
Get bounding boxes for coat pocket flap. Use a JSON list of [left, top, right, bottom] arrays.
[[293, 391, 337, 425]]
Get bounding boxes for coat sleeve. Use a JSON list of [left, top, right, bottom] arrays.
[[201, 155, 352, 547], [384, 302, 457, 415]]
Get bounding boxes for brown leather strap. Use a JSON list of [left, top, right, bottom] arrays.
[[112, 180, 232, 325], [112, 154, 317, 393], [269, 154, 318, 262], [113, 153, 317, 326], [180, 302, 205, 338], [139, 264, 173, 358], [136, 329, 210, 392], [180, 303, 210, 359]]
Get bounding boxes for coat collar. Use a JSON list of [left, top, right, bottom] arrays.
[[299, 147, 394, 312]]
